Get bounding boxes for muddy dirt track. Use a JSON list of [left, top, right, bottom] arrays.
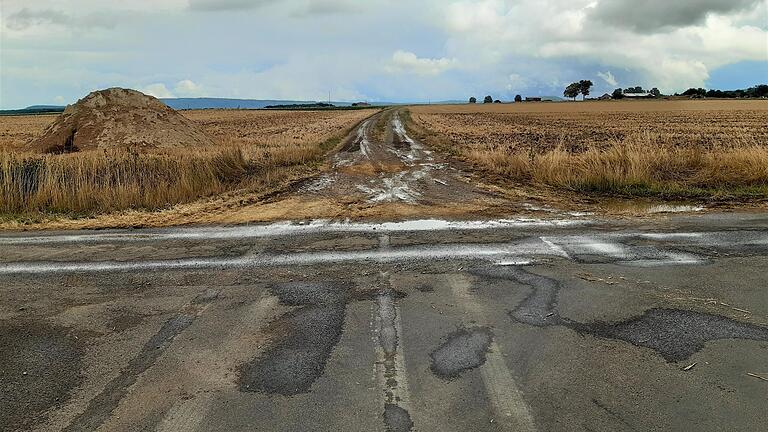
[[2, 211, 768, 432], [259, 108, 517, 223]]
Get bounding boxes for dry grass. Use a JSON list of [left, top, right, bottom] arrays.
[[0, 148, 248, 214], [0, 109, 377, 217], [410, 101, 768, 199]]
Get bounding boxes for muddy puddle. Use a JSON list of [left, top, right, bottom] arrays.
[[599, 199, 705, 215]]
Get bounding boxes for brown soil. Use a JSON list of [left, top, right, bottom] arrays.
[[25, 88, 214, 154]]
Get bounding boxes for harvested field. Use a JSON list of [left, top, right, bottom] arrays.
[[0, 108, 377, 217], [0, 114, 59, 151], [409, 100, 768, 199], [1, 109, 377, 153], [184, 109, 378, 166]]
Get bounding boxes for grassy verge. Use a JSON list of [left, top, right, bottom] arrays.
[[1, 148, 249, 214], [405, 109, 768, 200]]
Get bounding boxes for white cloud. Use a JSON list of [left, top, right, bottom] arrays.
[[54, 95, 66, 104], [506, 73, 528, 90], [1, 0, 766, 108], [387, 50, 458, 76], [141, 83, 174, 98], [174, 79, 204, 97], [597, 71, 618, 87], [439, 0, 768, 93], [292, 0, 362, 17], [188, 0, 276, 11]]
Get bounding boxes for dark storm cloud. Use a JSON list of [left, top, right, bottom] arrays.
[[589, 0, 763, 33]]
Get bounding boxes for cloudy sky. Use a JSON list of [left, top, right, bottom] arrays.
[[1, 0, 766, 108]]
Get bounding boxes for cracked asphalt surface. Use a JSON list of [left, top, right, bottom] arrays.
[[2, 212, 768, 432]]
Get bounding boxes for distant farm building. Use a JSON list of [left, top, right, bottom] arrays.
[[351, 102, 371, 107], [598, 93, 612, 100], [525, 97, 542, 102], [623, 92, 655, 99]]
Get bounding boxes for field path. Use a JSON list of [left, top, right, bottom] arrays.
[[293, 109, 507, 214]]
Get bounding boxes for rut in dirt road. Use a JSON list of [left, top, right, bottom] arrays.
[[300, 109, 495, 207]]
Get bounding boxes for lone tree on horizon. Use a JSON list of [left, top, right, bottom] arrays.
[[514, 94, 522, 102], [469, 97, 477, 104], [579, 80, 594, 100], [564, 83, 580, 100], [483, 95, 493, 104], [564, 81, 594, 100]]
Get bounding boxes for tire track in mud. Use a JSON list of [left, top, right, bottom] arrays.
[[472, 266, 768, 362]]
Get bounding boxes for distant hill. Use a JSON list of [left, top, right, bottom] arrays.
[[161, 98, 354, 110], [2, 97, 418, 115], [0, 105, 65, 116]]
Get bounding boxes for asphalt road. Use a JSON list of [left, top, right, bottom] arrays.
[[2, 212, 768, 432]]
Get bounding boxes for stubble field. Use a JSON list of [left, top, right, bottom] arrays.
[[409, 100, 768, 199]]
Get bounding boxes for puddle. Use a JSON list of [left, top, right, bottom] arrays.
[[358, 174, 422, 203], [0, 322, 83, 432], [0, 218, 593, 246], [646, 205, 705, 214], [475, 267, 768, 362], [522, 203, 593, 217], [430, 327, 493, 379], [238, 282, 348, 396], [600, 199, 705, 215]]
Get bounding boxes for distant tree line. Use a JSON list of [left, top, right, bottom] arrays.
[[468, 82, 767, 105], [677, 84, 768, 99], [611, 86, 661, 99], [468, 95, 503, 104]]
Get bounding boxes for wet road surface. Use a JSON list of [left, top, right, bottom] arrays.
[[2, 212, 768, 431]]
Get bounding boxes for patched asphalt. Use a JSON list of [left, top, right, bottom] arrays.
[[2, 212, 768, 431]]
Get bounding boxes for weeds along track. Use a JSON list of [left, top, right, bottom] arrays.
[[410, 101, 768, 199]]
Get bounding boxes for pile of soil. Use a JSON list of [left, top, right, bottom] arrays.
[[26, 88, 214, 154]]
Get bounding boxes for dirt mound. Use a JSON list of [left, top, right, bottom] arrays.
[[26, 88, 214, 153]]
